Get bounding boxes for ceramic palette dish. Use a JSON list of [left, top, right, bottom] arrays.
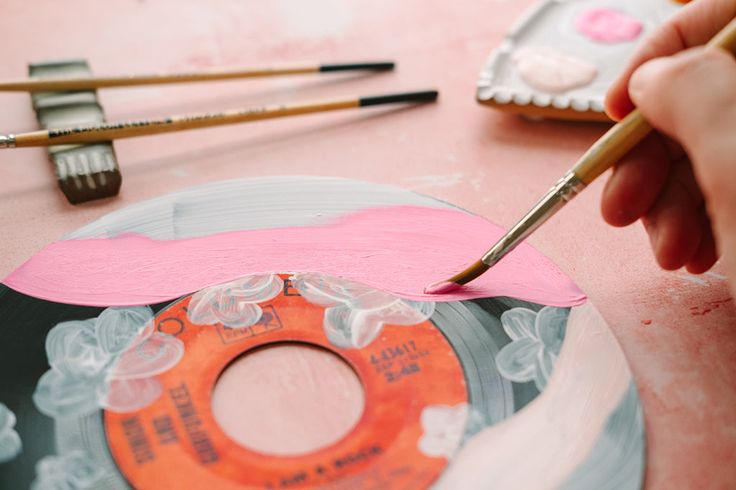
[[0, 177, 644, 489], [477, 0, 683, 121]]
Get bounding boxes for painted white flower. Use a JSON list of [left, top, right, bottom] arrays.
[[33, 307, 184, 417], [291, 273, 435, 348], [418, 404, 469, 459], [31, 450, 105, 490], [495, 306, 569, 391], [0, 403, 21, 463], [187, 274, 283, 328]]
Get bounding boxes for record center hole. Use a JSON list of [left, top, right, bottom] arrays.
[[212, 342, 365, 456]]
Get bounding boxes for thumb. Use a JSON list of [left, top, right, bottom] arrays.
[[629, 47, 736, 284]]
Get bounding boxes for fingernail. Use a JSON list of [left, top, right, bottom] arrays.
[[629, 58, 666, 104]]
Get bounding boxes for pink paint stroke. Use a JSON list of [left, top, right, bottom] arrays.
[[3, 205, 586, 307]]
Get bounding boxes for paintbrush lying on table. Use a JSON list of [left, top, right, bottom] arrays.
[[0, 61, 394, 91], [426, 16, 736, 295], [0, 90, 437, 148]]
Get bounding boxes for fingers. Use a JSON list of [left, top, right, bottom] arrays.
[[628, 47, 736, 219], [641, 158, 706, 271], [605, 0, 736, 120], [623, 45, 736, 280], [601, 134, 671, 227], [686, 213, 719, 274]]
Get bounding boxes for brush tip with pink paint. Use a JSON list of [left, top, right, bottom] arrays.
[[423, 280, 461, 295]]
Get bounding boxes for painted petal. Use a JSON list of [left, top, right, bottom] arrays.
[[0, 430, 21, 463], [64, 451, 106, 489], [32, 455, 67, 490], [111, 333, 184, 379], [95, 306, 154, 354], [32, 370, 100, 418], [214, 296, 264, 328], [102, 377, 163, 413], [495, 338, 540, 383], [187, 288, 220, 325], [0, 403, 14, 433], [222, 274, 283, 303], [418, 404, 469, 458], [534, 349, 557, 391], [0, 403, 21, 463], [292, 272, 397, 310], [535, 306, 569, 355], [291, 272, 355, 306], [376, 299, 435, 326], [45, 320, 107, 377], [500, 308, 538, 341], [347, 288, 397, 311], [324, 305, 385, 349]]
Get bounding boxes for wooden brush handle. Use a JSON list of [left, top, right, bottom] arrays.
[[572, 16, 736, 185], [0, 62, 395, 92]]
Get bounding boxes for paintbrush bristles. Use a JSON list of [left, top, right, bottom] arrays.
[[448, 259, 490, 285], [424, 259, 489, 294]]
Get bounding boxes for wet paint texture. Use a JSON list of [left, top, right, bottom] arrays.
[[4, 205, 585, 307], [512, 47, 598, 93], [576, 8, 643, 43]]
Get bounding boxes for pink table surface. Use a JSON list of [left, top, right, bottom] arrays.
[[0, 0, 734, 487]]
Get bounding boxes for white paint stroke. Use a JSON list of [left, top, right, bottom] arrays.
[[676, 274, 709, 286], [705, 272, 728, 281], [437, 302, 632, 489], [66, 176, 452, 241]]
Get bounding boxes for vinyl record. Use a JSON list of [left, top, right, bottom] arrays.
[[0, 177, 645, 489]]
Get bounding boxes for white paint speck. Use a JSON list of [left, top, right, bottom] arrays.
[[676, 274, 708, 286], [705, 271, 728, 281]]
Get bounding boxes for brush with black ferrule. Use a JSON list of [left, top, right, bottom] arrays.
[[0, 61, 395, 92], [0, 90, 438, 148]]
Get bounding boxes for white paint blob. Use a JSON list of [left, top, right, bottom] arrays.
[[512, 47, 598, 94]]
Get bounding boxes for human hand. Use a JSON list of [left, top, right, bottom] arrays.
[[602, 0, 736, 289]]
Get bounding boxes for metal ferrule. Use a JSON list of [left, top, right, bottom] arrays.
[[481, 170, 586, 267], [0, 135, 16, 149]]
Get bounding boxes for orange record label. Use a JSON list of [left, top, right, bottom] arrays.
[[104, 276, 468, 489]]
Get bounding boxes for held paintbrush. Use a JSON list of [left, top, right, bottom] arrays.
[[426, 16, 736, 294], [0, 90, 437, 148], [0, 61, 394, 92]]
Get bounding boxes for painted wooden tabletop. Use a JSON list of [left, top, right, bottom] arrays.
[[0, 0, 734, 487]]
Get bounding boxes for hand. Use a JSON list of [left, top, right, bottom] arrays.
[[602, 0, 736, 289]]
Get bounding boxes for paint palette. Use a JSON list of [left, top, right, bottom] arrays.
[[477, 0, 683, 121], [0, 177, 645, 489]]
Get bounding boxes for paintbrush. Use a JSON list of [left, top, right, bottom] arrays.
[[0, 61, 394, 92], [0, 90, 437, 148], [426, 16, 736, 295]]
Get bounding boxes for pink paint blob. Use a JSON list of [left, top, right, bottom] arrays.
[[3, 205, 586, 307], [575, 8, 643, 43], [424, 280, 461, 295]]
